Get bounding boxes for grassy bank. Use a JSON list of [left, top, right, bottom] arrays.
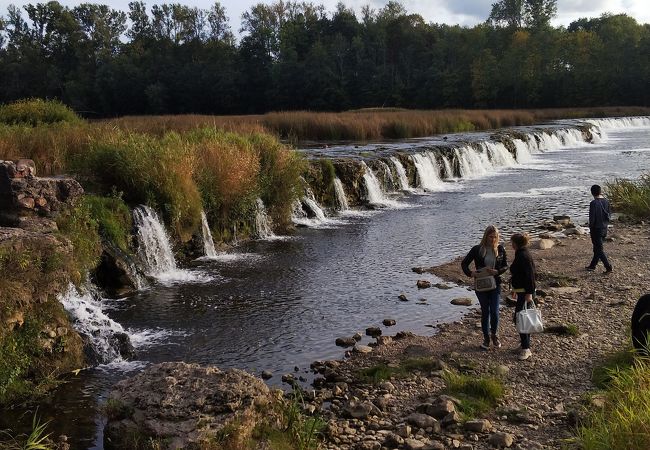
[[105, 106, 650, 142], [577, 350, 650, 449], [0, 100, 304, 242]]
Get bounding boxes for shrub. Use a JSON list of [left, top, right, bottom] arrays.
[[606, 174, 650, 219], [0, 98, 81, 126]]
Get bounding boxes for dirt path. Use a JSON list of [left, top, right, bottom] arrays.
[[315, 221, 650, 449]]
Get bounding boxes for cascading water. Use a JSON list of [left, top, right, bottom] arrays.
[[453, 146, 490, 179], [200, 211, 218, 258], [587, 116, 650, 129], [377, 160, 398, 191], [333, 177, 350, 210], [389, 157, 411, 191], [255, 198, 276, 239], [411, 153, 443, 190], [440, 155, 455, 179], [361, 161, 396, 207], [302, 187, 327, 221], [483, 142, 517, 167], [58, 283, 131, 364], [133, 205, 211, 283], [133, 205, 177, 275]]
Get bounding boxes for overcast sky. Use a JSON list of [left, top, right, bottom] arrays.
[[1, 0, 648, 32]]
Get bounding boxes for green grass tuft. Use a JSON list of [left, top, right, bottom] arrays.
[[359, 357, 442, 383], [591, 348, 636, 389], [442, 370, 505, 418], [84, 194, 133, 253]]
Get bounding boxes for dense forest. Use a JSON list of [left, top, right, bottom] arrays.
[[0, 0, 648, 116]]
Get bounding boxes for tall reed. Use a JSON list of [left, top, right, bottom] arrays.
[[606, 173, 650, 219]]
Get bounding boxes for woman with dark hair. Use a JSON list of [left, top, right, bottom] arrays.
[[461, 225, 508, 350], [509, 232, 537, 360]]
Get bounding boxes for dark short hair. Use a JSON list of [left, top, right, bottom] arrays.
[[510, 232, 529, 249], [591, 184, 601, 196]]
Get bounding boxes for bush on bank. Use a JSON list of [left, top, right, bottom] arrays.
[[0, 98, 82, 127], [606, 173, 650, 219]]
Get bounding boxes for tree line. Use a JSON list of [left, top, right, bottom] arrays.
[[0, 0, 648, 116]]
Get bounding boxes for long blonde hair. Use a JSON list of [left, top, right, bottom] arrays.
[[480, 225, 500, 256]]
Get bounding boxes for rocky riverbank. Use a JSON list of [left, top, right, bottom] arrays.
[[103, 218, 649, 449]]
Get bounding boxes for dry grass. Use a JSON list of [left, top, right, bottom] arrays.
[[103, 106, 650, 142]]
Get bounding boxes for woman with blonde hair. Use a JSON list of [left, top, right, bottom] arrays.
[[461, 225, 508, 350], [509, 232, 536, 360]]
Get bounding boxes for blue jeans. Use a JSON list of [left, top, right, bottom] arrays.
[[515, 293, 531, 349], [589, 227, 612, 270], [476, 289, 500, 338]]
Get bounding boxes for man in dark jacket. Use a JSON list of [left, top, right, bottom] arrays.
[[586, 184, 612, 273]]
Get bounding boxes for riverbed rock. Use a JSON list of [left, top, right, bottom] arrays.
[[398, 293, 409, 301], [417, 280, 432, 289], [451, 297, 473, 306], [103, 362, 272, 450], [336, 337, 357, 347], [94, 242, 143, 298], [464, 419, 492, 432], [383, 318, 397, 326], [366, 327, 382, 337], [488, 432, 514, 448], [532, 239, 555, 250]]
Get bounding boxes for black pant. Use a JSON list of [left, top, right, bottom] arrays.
[[589, 228, 612, 270], [515, 294, 531, 349]]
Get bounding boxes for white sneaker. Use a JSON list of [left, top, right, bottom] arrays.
[[518, 349, 532, 360]]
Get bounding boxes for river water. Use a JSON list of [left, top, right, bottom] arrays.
[[2, 119, 650, 448]]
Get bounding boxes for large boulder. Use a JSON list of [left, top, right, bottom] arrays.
[[94, 242, 144, 298], [104, 362, 273, 450]]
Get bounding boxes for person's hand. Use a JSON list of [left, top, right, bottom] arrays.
[[487, 268, 498, 275], [525, 293, 533, 302]]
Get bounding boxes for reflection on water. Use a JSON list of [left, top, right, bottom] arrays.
[[2, 124, 650, 449]]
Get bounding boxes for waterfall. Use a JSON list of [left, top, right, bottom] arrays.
[[133, 205, 178, 276], [453, 146, 490, 179], [303, 187, 327, 220], [483, 142, 517, 167], [441, 155, 454, 179], [200, 211, 218, 258], [513, 138, 534, 162], [411, 153, 443, 190], [586, 116, 650, 129], [133, 205, 211, 283], [255, 198, 275, 239], [361, 161, 397, 207], [59, 283, 132, 364], [378, 160, 397, 191], [389, 156, 411, 190], [333, 178, 349, 210]]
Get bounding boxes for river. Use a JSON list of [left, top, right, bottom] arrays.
[[2, 117, 649, 448]]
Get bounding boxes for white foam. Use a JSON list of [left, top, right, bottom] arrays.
[[479, 186, 577, 199]]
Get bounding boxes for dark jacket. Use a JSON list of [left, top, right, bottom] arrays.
[[589, 197, 610, 231], [461, 244, 508, 286], [510, 247, 536, 295]]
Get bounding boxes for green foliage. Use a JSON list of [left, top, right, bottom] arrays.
[[55, 201, 102, 279], [84, 194, 133, 253], [442, 370, 505, 417], [0, 319, 42, 404], [577, 356, 650, 450], [591, 348, 636, 389], [280, 389, 325, 450], [606, 174, 650, 219], [0, 99, 81, 127]]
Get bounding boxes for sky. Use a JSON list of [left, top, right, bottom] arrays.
[[0, 0, 648, 33]]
